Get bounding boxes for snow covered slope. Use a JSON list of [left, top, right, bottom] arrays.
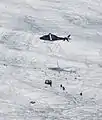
[[0, 0, 102, 119]]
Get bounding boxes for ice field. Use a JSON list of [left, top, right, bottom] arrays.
[[0, 0, 102, 119]]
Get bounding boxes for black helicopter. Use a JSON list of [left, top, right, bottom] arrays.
[[40, 33, 71, 42]]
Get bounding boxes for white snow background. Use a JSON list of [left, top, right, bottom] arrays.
[[0, 0, 102, 119]]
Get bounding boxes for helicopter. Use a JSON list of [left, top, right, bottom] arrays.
[[40, 33, 71, 42]]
